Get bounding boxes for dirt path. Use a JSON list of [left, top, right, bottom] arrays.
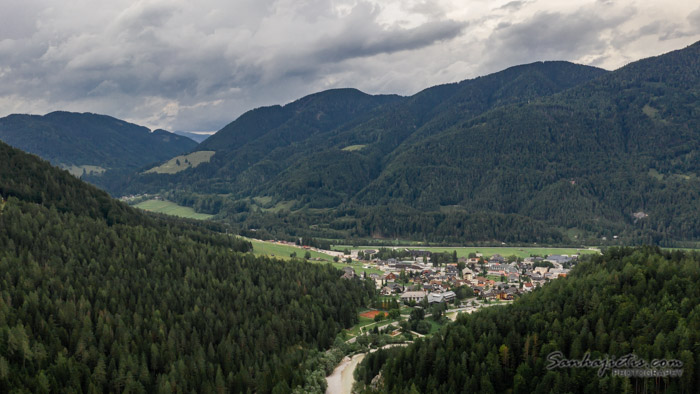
[[325, 354, 366, 394]]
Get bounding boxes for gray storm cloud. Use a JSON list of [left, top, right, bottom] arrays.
[[484, 3, 631, 71], [0, 0, 698, 132]]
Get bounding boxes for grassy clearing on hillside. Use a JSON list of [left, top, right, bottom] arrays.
[[63, 165, 106, 177], [252, 196, 273, 206], [648, 168, 664, 181], [333, 245, 600, 259], [144, 151, 215, 174], [135, 199, 213, 220], [642, 104, 659, 118], [341, 144, 367, 151], [263, 200, 296, 212], [247, 197, 297, 213]]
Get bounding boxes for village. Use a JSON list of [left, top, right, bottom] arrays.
[[325, 248, 579, 392], [251, 238, 587, 333], [339, 248, 576, 309]]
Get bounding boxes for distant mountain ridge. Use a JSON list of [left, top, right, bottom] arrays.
[[97, 41, 700, 246], [172, 130, 212, 143], [0, 111, 197, 176], [107, 62, 605, 195]]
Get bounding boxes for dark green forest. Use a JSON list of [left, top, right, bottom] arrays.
[[92, 41, 700, 246], [355, 247, 700, 393], [225, 204, 567, 245], [0, 141, 374, 392], [0, 111, 196, 172]]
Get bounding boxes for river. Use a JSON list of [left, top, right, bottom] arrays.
[[325, 343, 410, 394], [325, 353, 366, 394]]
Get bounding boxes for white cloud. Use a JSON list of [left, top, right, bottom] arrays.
[[0, 0, 698, 132]]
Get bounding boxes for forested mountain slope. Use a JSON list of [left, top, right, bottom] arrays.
[[251, 61, 607, 207], [198, 88, 401, 153], [356, 40, 700, 244], [228, 41, 699, 245], [101, 59, 618, 244], [0, 111, 196, 175], [101, 88, 404, 195], [108, 62, 603, 199], [93, 41, 700, 246], [356, 247, 700, 393], [0, 140, 374, 392]]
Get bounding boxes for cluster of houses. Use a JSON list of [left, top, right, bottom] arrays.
[[342, 250, 576, 304]]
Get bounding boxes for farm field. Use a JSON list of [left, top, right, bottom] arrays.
[[247, 239, 385, 276], [333, 245, 601, 259], [134, 199, 214, 220], [248, 238, 332, 260]]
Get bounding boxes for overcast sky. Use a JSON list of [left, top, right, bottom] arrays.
[[1, 0, 698, 133]]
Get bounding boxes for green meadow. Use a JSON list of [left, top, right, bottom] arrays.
[[247, 238, 384, 275]]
